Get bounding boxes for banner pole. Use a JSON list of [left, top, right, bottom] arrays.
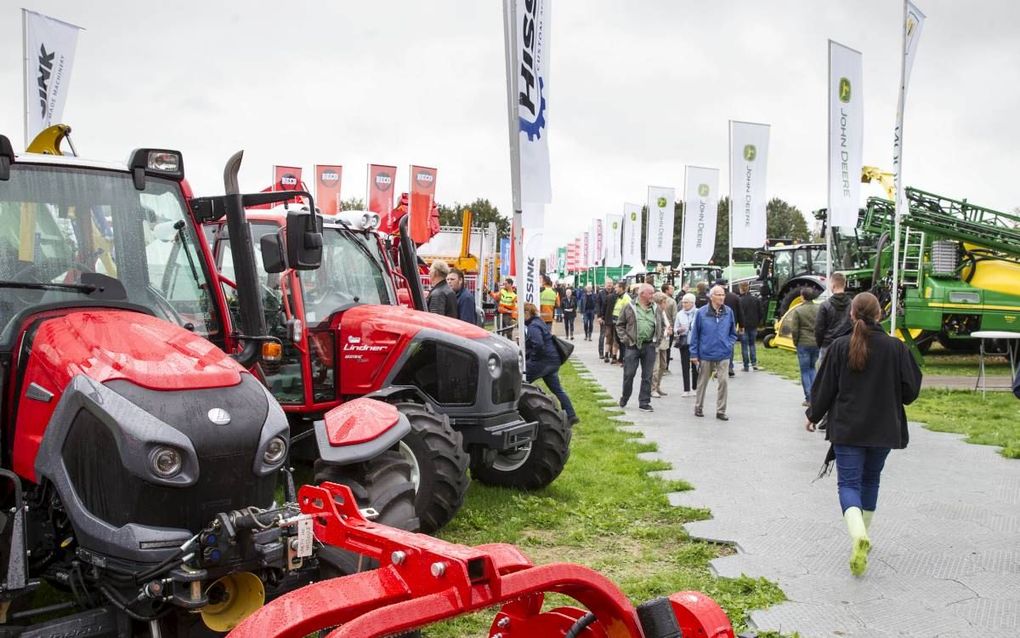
[[889, 0, 909, 337], [502, 0, 526, 352], [22, 10, 28, 146], [727, 124, 733, 291], [826, 43, 834, 285]]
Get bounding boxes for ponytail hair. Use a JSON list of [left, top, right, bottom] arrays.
[[848, 292, 881, 372]]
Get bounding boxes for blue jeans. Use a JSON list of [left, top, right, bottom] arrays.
[[741, 328, 758, 368], [583, 312, 595, 338], [833, 445, 891, 513], [527, 364, 576, 419], [796, 345, 820, 400]]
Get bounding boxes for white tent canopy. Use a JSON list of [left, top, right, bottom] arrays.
[[624, 262, 647, 278]]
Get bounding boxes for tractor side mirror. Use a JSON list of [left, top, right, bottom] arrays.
[[260, 232, 287, 274], [286, 211, 323, 271]]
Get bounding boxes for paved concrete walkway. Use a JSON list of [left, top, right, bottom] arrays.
[[569, 336, 1019, 638]]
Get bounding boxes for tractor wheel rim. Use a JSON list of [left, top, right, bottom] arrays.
[[398, 441, 421, 493], [490, 442, 532, 472]]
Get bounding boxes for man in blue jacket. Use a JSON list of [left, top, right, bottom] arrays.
[[690, 285, 738, 420], [447, 268, 478, 325]]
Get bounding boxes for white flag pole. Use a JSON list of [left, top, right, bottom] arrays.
[[727, 123, 733, 291], [826, 43, 833, 283], [502, 0, 526, 352], [890, 0, 908, 336], [22, 10, 29, 147]]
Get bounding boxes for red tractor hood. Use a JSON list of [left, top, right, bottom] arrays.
[[339, 305, 489, 340]]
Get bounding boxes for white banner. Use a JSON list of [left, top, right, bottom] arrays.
[[522, 227, 544, 306], [622, 203, 642, 266], [646, 186, 675, 262], [728, 121, 769, 248], [682, 166, 720, 265], [23, 10, 83, 143], [512, 0, 552, 205], [828, 41, 863, 229], [605, 214, 623, 267], [903, 2, 926, 96], [581, 231, 590, 269], [594, 218, 604, 266]]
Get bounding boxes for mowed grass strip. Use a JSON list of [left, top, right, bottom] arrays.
[[426, 363, 784, 637], [755, 345, 1020, 459]]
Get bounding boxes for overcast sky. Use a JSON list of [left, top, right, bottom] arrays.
[[3, 1, 1018, 252]]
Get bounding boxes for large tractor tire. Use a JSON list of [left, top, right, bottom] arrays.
[[777, 281, 824, 318], [314, 450, 419, 576], [393, 402, 469, 534], [471, 383, 572, 490]]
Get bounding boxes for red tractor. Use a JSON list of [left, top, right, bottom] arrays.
[[203, 201, 571, 533]]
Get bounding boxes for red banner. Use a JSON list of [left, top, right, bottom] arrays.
[[272, 165, 303, 192], [409, 165, 437, 244], [368, 164, 397, 232], [314, 164, 342, 215]]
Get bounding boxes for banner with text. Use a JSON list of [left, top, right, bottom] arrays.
[[729, 121, 770, 248], [409, 165, 437, 244], [605, 213, 623, 267], [682, 166, 720, 265], [557, 247, 567, 274], [511, 0, 552, 204], [500, 238, 511, 277], [314, 164, 342, 215], [24, 10, 83, 142], [646, 186, 676, 262], [621, 203, 642, 266], [581, 231, 590, 269], [368, 164, 398, 232], [828, 41, 863, 229], [594, 218, 604, 266], [522, 227, 544, 306]]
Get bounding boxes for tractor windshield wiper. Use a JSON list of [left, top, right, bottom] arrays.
[[0, 280, 98, 294]]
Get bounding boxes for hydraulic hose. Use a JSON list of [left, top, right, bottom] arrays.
[[564, 612, 596, 638]]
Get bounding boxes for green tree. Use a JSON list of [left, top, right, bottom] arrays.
[[341, 196, 365, 211], [438, 198, 511, 238], [766, 198, 810, 243]]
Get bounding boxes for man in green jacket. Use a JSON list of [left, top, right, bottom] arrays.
[[785, 286, 822, 405], [616, 283, 664, 412]]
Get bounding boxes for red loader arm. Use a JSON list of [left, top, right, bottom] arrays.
[[229, 483, 734, 638]]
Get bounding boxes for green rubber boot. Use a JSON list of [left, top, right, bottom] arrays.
[[862, 510, 874, 531], [844, 507, 871, 576]]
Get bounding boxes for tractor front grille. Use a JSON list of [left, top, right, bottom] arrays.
[[393, 341, 478, 405]]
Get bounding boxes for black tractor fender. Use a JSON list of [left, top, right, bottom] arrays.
[[776, 276, 827, 318]]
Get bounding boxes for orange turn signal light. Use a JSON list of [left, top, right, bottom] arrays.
[[262, 341, 283, 363]]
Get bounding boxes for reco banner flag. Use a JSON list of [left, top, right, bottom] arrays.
[[514, 0, 552, 205], [409, 165, 438, 244], [828, 41, 863, 229], [605, 213, 623, 268], [314, 165, 342, 215], [621, 203, 642, 266], [368, 164, 397, 231], [23, 10, 83, 142], [728, 121, 769, 248], [594, 218, 604, 266], [522, 227, 544, 306], [646, 186, 676, 262], [682, 166, 720, 265]]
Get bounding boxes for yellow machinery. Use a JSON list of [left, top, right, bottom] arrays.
[[453, 208, 479, 272]]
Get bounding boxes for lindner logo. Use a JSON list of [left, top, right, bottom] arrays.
[[630, 212, 637, 221], [656, 196, 668, 208], [518, 0, 547, 141], [698, 184, 710, 197], [280, 173, 298, 189], [839, 77, 852, 103], [207, 408, 231, 426], [319, 170, 340, 187], [374, 172, 393, 191], [743, 145, 757, 162], [36, 45, 55, 118], [415, 171, 434, 189]]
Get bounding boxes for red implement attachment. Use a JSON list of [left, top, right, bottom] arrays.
[[229, 483, 735, 638]]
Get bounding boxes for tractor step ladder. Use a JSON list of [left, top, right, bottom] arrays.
[[900, 228, 925, 288]]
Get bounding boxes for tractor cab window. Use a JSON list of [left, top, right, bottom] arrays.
[[810, 247, 828, 275], [0, 164, 221, 347], [772, 251, 793, 284], [300, 227, 392, 325]]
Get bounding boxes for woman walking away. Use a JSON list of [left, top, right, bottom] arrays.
[[806, 292, 922, 577], [673, 293, 699, 397], [562, 287, 578, 340], [524, 303, 580, 425], [650, 292, 673, 398]]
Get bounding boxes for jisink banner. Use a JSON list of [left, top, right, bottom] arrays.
[[828, 41, 863, 229], [728, 121, 769, 248], [23, 10, 83, 142], [522, 227, 544, 306], [646, 186, 675, 262], [621, 203, 642, 266], [513, 0, 552, 205], [682, 166, 720, 265]]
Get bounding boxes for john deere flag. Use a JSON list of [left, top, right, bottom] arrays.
[[509, 0, 552, 204], [368, 164, 397, 232], [23, 10, 83, 143], [729, 121, 769, 248], [605, 213, 623, 267], [903, 2, 926, 98], [646, 186, 676, 262], [314, 165, 342, 215], [621, 203, 642, 266], [828, 41, 863, 229], [682, 166, 720, 265], [409, 165, 437, 244]]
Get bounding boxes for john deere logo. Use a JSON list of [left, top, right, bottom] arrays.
[[698, 184, 710, 197], [743, 145, 756, 162], [612, 222, 619, 230], [374, 172, 393, 191], [656, 196, 667, 208], [839, 77, 852, 103], [630, 212, 637, 221]]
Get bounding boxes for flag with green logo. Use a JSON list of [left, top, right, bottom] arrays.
[[828, 40, 863, 229], [621, 203, 642, 266], [729, 121, 770, 247], [605, 213, 623, 267], [557, 247, 567, 274], [681, 166, 719, 264], [646, 186, 676, 262]]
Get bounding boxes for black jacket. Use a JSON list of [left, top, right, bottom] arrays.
[[427, 280, 459, 318], [815, 292, 853, 348], [808, 324, 923, 449], [737, 293, 762, 330], [562, 295, 577, 315], [723, 290, 743, 329], [601, 291, 618, 323]]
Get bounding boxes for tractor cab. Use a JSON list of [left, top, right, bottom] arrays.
[[675, 264, 722, 291]]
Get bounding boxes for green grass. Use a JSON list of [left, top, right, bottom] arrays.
[[425, 363, 785, 636], [920, 345, 1011, 377], [756, 346, 1020, 459]]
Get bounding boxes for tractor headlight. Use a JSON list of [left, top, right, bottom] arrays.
[[487, 354, 502, 379], [263, 436, 288, 465], [149, 446, 183, 478]]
